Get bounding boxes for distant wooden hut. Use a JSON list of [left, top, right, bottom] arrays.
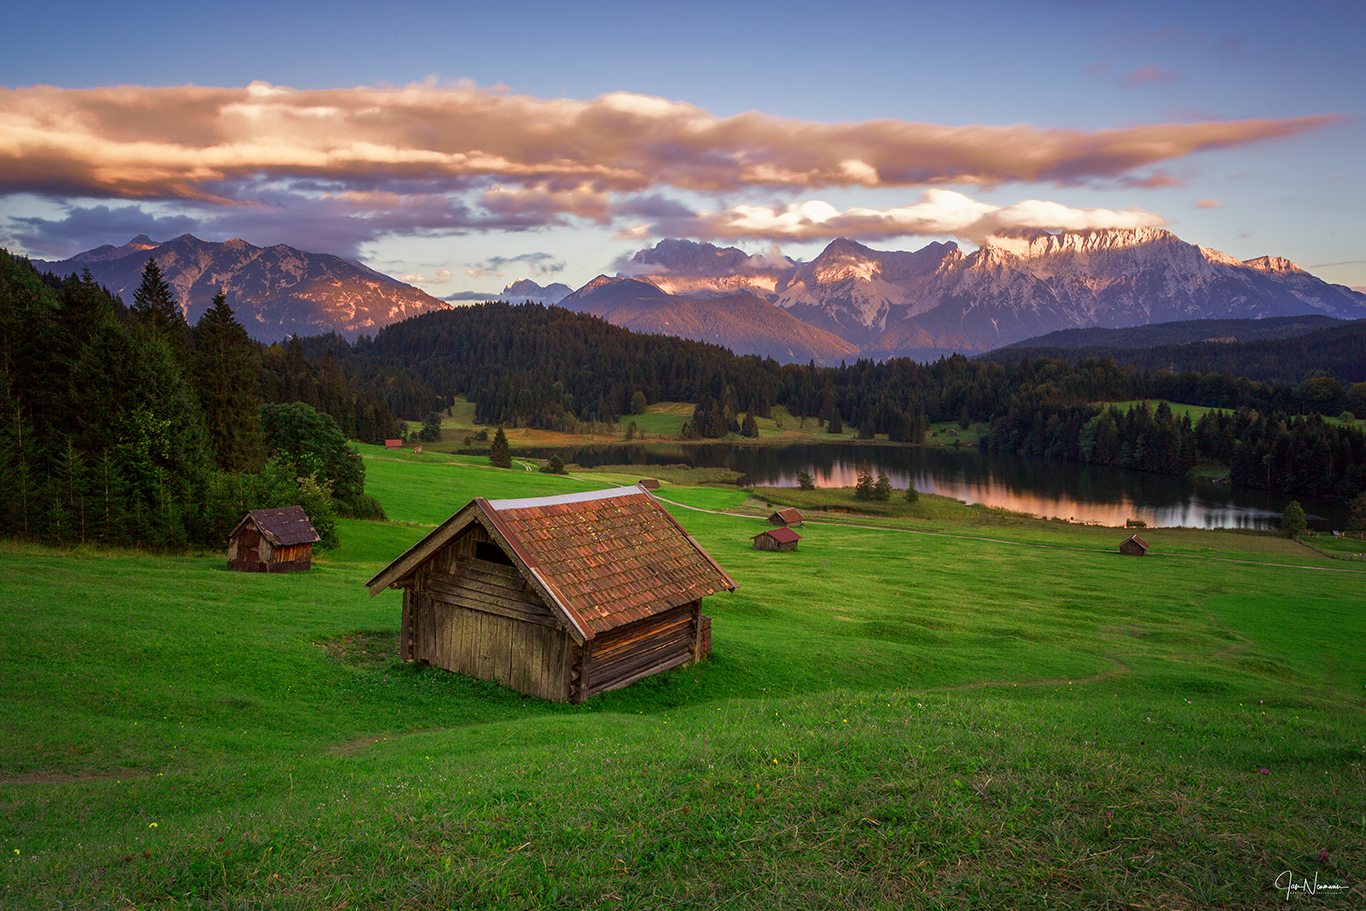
[[1119, 534, 1149, 556], [384, 438, 403, 449], [753, 527, 800, 552], [366, 487, 736, 703], [768, 507, 804, 527], [638, 478, 661, 491], [228, 506, 320, 573]]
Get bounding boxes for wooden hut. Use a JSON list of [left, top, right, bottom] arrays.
[[366, 486, 736, 703], [1119, 534, 1149, 556], [768, 507, 804, 527], [638, 478, 661, 491], [227, 506, 320, 573], [384, 438, 403, 449], [753, 527, 800, 552]]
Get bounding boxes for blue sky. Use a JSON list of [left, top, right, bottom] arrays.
[[2, 0, 1363, 294]]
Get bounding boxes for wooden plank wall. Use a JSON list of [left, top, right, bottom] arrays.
[[407, 522, 571, 701], [581, 602, 699, 699]]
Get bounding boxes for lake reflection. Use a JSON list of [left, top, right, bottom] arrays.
[[518, 442, 1344, 530]]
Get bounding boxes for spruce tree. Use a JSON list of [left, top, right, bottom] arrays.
[[193, 291, 266, 472], [131, 259, 190, 360], [854, 467, 874, 500], [489, 426, 511, 468], [873, 471, 892, 501]]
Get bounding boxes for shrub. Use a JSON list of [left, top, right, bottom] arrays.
[[797, 471, 815, 491]]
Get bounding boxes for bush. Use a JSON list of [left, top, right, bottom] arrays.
[[904, 486, 919, 504], [873, 472, 892, 501], [797, 471, 815, 491], [541, 456, 566, 475], [337, 493, 387, 521]]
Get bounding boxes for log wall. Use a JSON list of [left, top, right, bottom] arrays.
[[578, 601, 700, 700]]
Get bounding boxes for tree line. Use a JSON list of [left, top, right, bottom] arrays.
[[0, 252, 387, 550], [317, 302, 1364, 501]]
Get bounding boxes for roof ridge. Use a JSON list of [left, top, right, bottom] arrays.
[[487, 486, 647, 511]]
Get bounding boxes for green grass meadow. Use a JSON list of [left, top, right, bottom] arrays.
[[2, 450, 1363, 908]]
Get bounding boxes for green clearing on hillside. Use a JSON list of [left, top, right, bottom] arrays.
[[1099, 399, 1226, 421], [1, 452, 1362, 909]]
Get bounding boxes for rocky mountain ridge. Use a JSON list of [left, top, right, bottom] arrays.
[[36, 234, 448, 341]]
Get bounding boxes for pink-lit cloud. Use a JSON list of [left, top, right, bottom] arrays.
[[0, 81, 1340, 202], [1195, 198, 1222, 209], [633, 189, 1166, 243]]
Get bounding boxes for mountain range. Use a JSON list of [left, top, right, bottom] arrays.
[[548, 230, 1366, 362], [35, 234, 447, 341], [32, 227, 1366, 361]]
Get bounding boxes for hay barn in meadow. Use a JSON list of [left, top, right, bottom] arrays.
[[753, 527, 800, 552], [1119, 534, 1149, 556], [638, 478, 661, 491], [227, 506, 320, 573], [768, 507, 804, 527], [365, 486, 736, 703]]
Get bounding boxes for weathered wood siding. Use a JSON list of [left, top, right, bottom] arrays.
[[405, 522, 571, 701], [577, 601, 699, 700], [227, 526, 313, 572], [753, 535, 797, 552]]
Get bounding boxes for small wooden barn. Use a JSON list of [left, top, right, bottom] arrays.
[[1119, 534, 1149, 556], [227, 506, 320, 573], [366, 486, 737, 703], [753, 527, 800, 552], [768, 507, 804, 527], [384, 438, 403, 449], [638, 478, 661, 491]]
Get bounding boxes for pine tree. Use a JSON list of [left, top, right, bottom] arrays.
[[193, 291, 266, 472], [741, 413, 759, 438], [489, 426, 511, 468], [131, 259, 190, 360], [904, 485, 920, 504], [873, 471, 892, 501], [854, 467, 874, 500]]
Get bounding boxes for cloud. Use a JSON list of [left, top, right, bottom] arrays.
[[443, 290, 503, 301], [6, 204, 198, 257], [0, 81, 1339, 204], [3, 181, 551, 259], [1195, 198, 1222, 209], [635, 189, 1166, 244], [1123, 65, 1182, 87], [398, 268, 453, 285], [465, 251, 565, 279]]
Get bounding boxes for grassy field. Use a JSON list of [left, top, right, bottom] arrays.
[[416, 399, 982, 452], [2, 450, 1363, 908]]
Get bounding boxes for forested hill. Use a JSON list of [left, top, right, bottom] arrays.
[[340, 302, 1366, 503], [987, 318, 1366, 385]]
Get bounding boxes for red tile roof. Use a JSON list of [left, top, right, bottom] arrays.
[[754, 527, 800, 545], [770, 508, 804, 525]]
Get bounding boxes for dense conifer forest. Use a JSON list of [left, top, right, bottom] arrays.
[[0, 251, 390, 549]]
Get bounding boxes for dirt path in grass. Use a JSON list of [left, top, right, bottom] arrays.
[[650, 495, 1366, 576]]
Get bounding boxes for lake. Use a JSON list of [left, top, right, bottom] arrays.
[[519, 441, 1348, 530]]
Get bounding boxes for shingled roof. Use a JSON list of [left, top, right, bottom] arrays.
[[754, 526, 800, 545], [366, 486, 737, 640], [231, 506, 320, 546]]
